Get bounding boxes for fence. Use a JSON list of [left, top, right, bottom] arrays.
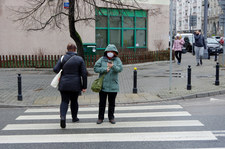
[[0, 50, 173, 68]]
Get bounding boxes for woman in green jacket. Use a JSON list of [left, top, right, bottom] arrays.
[[94, 44, 123, 124]]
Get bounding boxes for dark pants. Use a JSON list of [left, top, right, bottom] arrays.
[[60, 91, 79, 120], [175, 51, 182, 63], [98, 91, 117, 120]]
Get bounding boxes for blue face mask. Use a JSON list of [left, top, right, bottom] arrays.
[[107, 52, 114, 58]]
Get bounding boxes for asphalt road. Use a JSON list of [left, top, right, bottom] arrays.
[[0, 95, 225, 149]]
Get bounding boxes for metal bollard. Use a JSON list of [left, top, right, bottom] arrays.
[[187, 65, 192, 90], [215, 62, 220, 86], [133, 67, 138, 93], [17, 74, 23, 101], [214, 49, 218, 61]]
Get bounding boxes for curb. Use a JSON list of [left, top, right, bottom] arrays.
[[1, 89, 225, 108]]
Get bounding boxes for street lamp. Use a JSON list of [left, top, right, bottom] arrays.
[[203, 0, 209, 59], [169, 0, 173, 90], [186, 0, 192, 33]]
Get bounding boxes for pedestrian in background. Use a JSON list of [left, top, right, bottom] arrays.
[[53, 43, 87, 128], [94, 44, 123, 124], [194, 30, 206, 66], [172, 34, 184, 65]]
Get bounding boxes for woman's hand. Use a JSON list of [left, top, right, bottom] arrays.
[[107, 62, 113, 68]]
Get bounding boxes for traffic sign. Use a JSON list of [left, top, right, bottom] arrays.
[[219, 22, 225, 27], [219, 0, 225, 5], [189, 15, 197, 26], [219, 15, 225, 26], [64, 2, 69, 9]]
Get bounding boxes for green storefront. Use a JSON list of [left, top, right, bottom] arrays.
[[95, 8, 147, 52]]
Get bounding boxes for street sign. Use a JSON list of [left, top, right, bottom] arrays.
[[189, 15, 197, 26], [219, 22, 225, 27], [219, 15, 225, 26], [64, 2, 69, 9], [219, 0, 225, 5]]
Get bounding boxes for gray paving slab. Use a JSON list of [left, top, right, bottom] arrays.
[[0, 52, 225, 107]]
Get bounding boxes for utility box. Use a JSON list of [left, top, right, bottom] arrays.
[[83, 43, 96, 56]]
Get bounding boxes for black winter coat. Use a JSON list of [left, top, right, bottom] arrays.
[[53, 52, 87, 92]]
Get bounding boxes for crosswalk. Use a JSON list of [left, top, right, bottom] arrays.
[[0, 104, 220, 144]]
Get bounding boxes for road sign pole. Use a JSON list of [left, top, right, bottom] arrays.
[[169, 0, 173, 90], [223, 22, 225, 66], [203, 0, 208, 58]]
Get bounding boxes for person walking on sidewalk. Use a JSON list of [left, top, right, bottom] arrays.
[[53, 43, 87, 128], [194, 30, 206, 66], [94, 44, 123, 125], [172, 34, 184, 65]]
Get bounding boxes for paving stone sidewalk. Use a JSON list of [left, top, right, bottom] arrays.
[[0, 52, 225, 107]]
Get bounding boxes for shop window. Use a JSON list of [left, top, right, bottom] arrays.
[[96, 29, 107, 48], [96, 8, 147, 50], [96, 16, 107, 28], [123, 30, 134, 47], [110, 30, 121, 48], [124, 17, 134, 28], [136, 17, 146, 28], [110, 16, 121, 27]]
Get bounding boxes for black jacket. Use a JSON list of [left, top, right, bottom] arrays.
[[194, 34, 206, 49], [53, 52, 87, 92]]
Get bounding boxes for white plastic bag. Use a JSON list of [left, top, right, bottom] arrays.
[[51, 56, 64, 88], [50, 69, 62, 88]]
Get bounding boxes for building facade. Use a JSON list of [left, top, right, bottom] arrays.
[[0, 0, 170, 55], [176, 0, 202, 33], [203, 0, 223, 36]]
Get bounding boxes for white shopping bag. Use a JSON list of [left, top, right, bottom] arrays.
[[50, 69, 62, 88]]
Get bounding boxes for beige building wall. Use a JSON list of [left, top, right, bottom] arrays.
[[0, 0, 169, 55], [146, 4, 169, 51]]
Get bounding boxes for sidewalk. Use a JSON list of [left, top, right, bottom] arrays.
[[0, 52, 225, 107]]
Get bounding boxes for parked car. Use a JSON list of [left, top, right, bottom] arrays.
[[219, 37, 224, 45], [180, 33, 195, 54], [212, 36, 221, 43], [207, 38, 223, 55]]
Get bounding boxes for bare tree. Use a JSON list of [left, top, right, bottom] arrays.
[[10, 0, 142, 59], [154, 39, 164, 51]]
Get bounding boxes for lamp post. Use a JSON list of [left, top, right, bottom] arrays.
[[169, 0, 173, 90], [187, 0, 192, 33], [203, 0, 208, 59]]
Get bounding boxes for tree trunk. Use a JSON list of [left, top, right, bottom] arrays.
[[69, 0, 85, 60]]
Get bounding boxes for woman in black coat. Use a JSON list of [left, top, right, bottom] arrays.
[[53, 43, 87, 128]]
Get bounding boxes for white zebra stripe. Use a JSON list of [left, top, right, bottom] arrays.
[[16, 111, 191, 120], [24, 105, 183, 113], [3, 120, 203, 130], [0, 131, 217, 144]]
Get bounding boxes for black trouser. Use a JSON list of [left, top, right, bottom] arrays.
[[175, 51, 182, 63], [60, 91, 79, 120], [98, 91, 117, 120]]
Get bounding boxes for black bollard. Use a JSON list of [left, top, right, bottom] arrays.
[[214, 49, 218, 61], [187, 65, 192, 90], [17, 74, 23, 101], [133, 67, 138, 93], [215, 62, 220, 86]]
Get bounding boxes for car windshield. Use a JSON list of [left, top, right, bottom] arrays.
[[207, 38, 218, 44]]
